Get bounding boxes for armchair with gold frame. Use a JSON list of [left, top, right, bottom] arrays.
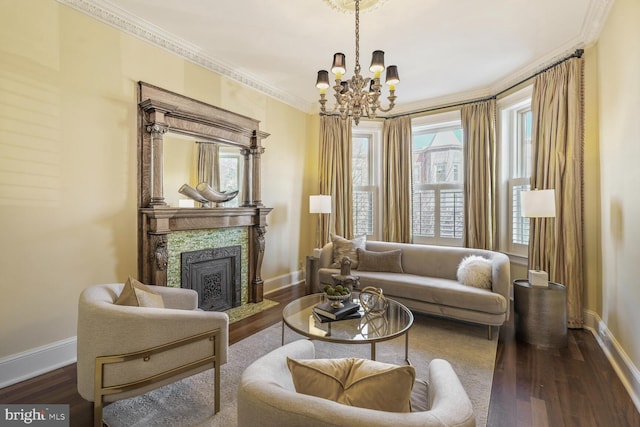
[[76, 283, 228, 427]]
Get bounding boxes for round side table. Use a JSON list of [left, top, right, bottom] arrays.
[[513, 279, 567, 348]]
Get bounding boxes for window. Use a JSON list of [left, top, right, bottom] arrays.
[[412, 111, 464, 245], [499, 87, 533, 256], [352, 122, 382, 239], [218, 147, 242, 207]]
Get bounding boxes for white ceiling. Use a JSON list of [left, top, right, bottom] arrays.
[[63, 0, 612, 115]]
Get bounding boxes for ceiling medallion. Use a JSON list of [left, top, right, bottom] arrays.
[[322, 0, 389, 13], [316, 0, 398, 125]]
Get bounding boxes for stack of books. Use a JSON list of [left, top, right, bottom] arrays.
[[313, 300, 361, 323]]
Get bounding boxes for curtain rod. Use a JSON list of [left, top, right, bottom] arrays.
[[389, 48, 584, 119]]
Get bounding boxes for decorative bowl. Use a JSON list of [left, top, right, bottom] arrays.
[[325, 291, 352, 308]]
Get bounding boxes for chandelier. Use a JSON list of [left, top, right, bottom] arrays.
[[315, 0, 399, 125]]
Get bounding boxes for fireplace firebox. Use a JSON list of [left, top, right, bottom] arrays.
[[181, 246, 241, 311]]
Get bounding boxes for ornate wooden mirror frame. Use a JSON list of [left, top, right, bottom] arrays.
[[137, 82, 271, 302]]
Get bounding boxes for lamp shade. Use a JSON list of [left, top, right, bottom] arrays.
[[521, 189, 556, 218], [331, 53, 346, 75], [385, 65, 400, 86], [316, 70, 330, 89], [309, 195, 331, 214], [369, 50, 385, 73]]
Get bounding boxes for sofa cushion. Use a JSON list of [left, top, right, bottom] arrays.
[[456, 255, 493, 289], [115, 276, 165, 308], [287, 357, 415, 412], [330, 234, 366, 269], [356, 248, 404, 273], [333, 271, 507, 315]]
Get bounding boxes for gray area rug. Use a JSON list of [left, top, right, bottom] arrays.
[[103, 313, 497, 427]]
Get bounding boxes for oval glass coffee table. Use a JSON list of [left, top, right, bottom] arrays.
[[282, 293, 414, 362]]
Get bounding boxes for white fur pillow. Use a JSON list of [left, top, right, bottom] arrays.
[[457, 255, 492, 289]]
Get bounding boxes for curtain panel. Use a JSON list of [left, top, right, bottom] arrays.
[[461, 99, 497, 250], [530, 57, 584, 328], [382, 116, 413, 243], [197, 142, 220, 206], [319, 116, 353, 242]]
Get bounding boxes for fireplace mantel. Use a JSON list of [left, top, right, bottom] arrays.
[[137, 82, 271, 303]]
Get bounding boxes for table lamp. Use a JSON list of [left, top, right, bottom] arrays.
[[309, 195, 331, 256], [521, 189, 556, 287]]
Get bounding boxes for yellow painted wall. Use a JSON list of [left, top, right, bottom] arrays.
[[596, 0, 640, 367], [0, 0, 314, 357]]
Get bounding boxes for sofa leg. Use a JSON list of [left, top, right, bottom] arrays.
[[487, 326, 492, 340]]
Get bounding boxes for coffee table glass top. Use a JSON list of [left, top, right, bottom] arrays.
[[282, 293, 413, 344]]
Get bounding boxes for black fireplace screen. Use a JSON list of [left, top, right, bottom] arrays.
[[180, 245, 241, 311]]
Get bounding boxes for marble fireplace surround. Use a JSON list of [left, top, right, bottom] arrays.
[[137, 82, 272, 303]]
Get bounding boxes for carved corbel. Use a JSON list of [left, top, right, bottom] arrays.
[[149, 234, 168, 286], [251, 225, 267, 302]]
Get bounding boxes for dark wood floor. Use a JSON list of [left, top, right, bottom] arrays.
[[1, 284, 638, 426]]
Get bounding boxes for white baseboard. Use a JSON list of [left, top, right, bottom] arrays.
[[263, 269, 304, 295], [583, 309, 640, 413], [0, 337, 77, 389]]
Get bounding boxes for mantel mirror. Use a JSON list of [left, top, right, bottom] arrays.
[[137, 81, 269, 209], [163, 133, 244, 208]]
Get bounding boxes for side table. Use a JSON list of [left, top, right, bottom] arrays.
[[513, 279, 567, 348], [305, 256, 320, 294]]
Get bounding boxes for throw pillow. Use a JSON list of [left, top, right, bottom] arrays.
[[330, 234, 366, 269], [356, 248, 404, 273], [115, 276, 165, 308], [287, 357, 415, 412], [456, 255, 493, 289]]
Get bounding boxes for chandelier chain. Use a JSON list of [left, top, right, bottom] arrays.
[[355, 0, 360, 72]]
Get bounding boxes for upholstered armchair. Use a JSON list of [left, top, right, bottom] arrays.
[[237, 340, 476, 427], [77, 283, 228, 427]]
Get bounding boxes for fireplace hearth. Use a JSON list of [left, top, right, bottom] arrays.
[[181, 246, 241, 311]]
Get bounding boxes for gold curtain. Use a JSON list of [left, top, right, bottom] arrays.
[[382, 116, 413, 243], [530, 57, 584, 328], [319, 116, 353, 242], [461, 100, 497, 250]]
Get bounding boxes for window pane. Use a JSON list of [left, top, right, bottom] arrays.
[[352, 137, 370, 186], [413, 129, 463, 185], [512, 183, 531, 245], [412, 127, 463, 241], [219, 157, 238, 191], [353, 190, 373, 236], [440, 189, 464, 238], [412, 190, 435, 237], [515, 109, 532, 178]]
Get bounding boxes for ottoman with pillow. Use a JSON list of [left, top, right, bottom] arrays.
[[317, 236, 511, 339]]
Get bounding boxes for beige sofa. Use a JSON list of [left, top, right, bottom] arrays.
[[237, 339, 476, 427], [318, 241, 510, 338]]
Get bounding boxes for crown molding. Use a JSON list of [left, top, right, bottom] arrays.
[[56, 0, 613, 118], [56, 0, 312, 112]]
